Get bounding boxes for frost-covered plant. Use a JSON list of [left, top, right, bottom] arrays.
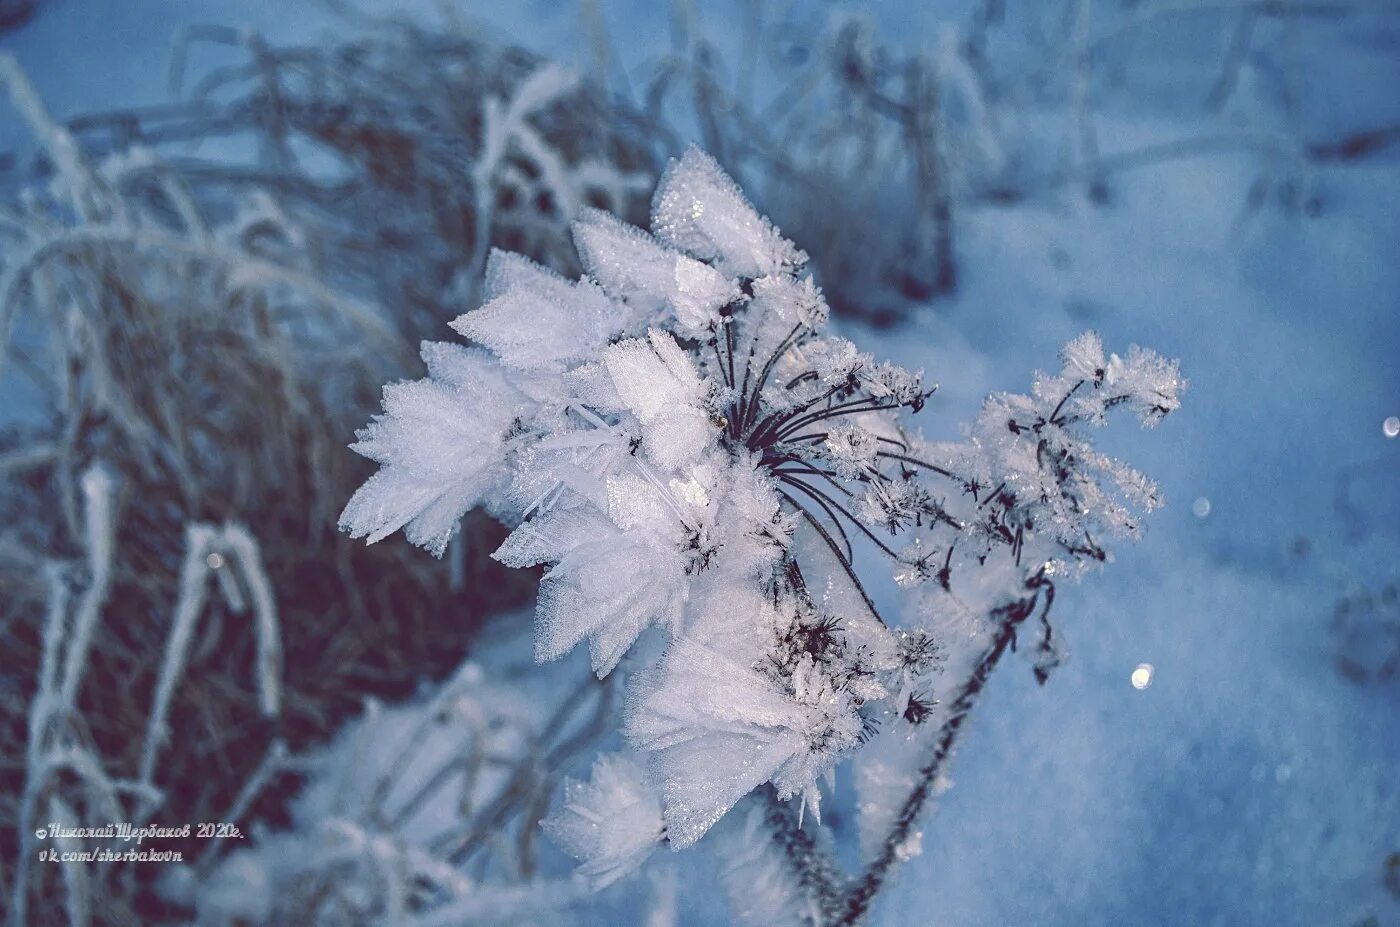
[[343, 146, 1183, 923], [6, 465, 289, 927]]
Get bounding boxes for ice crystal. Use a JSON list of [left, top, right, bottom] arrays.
[[543, 754, 665, 889]]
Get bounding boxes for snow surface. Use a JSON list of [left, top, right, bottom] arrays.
[[3, 1, 1397, 925]]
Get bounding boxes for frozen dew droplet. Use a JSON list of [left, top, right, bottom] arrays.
[[1192, 497, 1211, 519], [206, 552, 226, 570], [1384, 416, 1400, 439], [1130, 663, 1154, 690], [894, 830, 924, 862]]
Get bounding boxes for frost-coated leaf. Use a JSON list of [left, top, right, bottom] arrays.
[[626, 639, 813, 846], [573, 207, 739, 336], [451, 250, 631, 369], [601, 331, 717, 470], [339, 343, 522, 556], [498, 505, 690, 677], [651, 146, 806, 279], [542, 753, 664, 889]]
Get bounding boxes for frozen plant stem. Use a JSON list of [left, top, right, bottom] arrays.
[[758, 786, 847, 922], [838, 585, 1047, 925], [755, 584, 1050, 926]]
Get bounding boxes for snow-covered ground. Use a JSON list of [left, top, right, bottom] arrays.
[[867, 151, 1400, 924], [3, 1, 1396, 924]]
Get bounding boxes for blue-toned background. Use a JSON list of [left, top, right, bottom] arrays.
[[2, 1, 1396, 924]]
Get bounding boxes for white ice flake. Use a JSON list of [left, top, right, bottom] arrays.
[[495, 503, 690, 677], [573, 207, 738, 337], [600, 331, 718, 471], [450, 249, 631, 369], [542, 754, 665, 889], [339, 343, 523, 556], [651, 146, 806, 279], [625, 638, 815, 848], [1060, 330, 1107, 383]]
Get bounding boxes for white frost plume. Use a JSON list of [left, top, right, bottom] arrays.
[[573, 207, 738, 337], [599, 331, 718, 470], [650, 146, 806, 280], [339, 342, 523, 556], [542, 753, 665, 889], [625, 638, 816, 848], [494, 501, 690, 677], [451, 250, 632, 370], [341, 145, 1182, 894]]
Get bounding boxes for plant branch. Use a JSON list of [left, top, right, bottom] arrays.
[[837, 580, 1047, 925]]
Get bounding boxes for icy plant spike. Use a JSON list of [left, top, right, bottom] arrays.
[[341, 145, 1183, 920]]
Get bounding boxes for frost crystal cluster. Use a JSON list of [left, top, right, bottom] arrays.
[[341, 147, 1183, 913]]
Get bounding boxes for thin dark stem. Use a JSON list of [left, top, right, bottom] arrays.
[[837, 583, 1046, 925], [978, 481, 1008, 510], [738, 323, 802, 429], [779, 492, 886, 628], [737, 337, 760, 428], [744, 323, 804, 426], [778, 431, 828, 445], [1047, 378, 1086, 426], [875, 433, 910, 453], [769, 465, 831, 479], [781, 476, 907, 563], [712, 336, 733, 388], [874, 451, 963, 486], [1056, 392, 1134, 428], [779, 483, 853, 562], [771, 397, 900, 445], [724, 318, 737, 389], [781, 462, 858, 504], [747, 383, 844, 447], [753, 786, 847, 922]]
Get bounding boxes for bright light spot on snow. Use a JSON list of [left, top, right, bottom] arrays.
[[1192, 497, 1211, 518], [1130, 663, 1154, 690], [1384, 416, 1400, 439], [206, 552, 226, 569]]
